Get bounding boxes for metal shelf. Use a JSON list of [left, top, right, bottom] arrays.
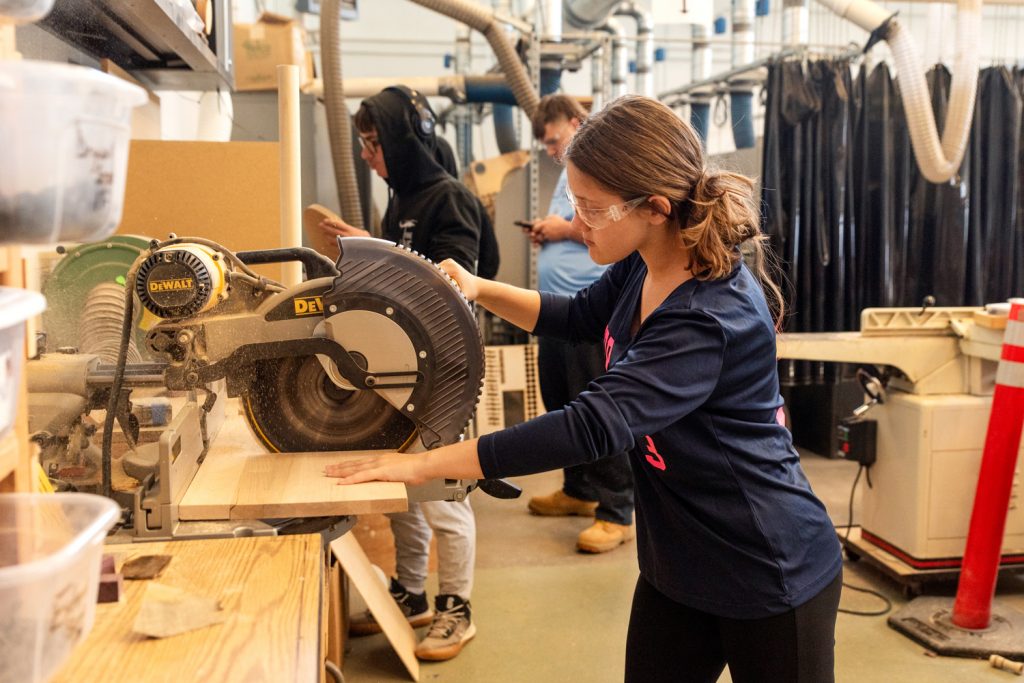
[[39, 0, 233, 90]]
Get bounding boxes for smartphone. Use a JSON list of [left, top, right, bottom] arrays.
[[514, 220, 534, 230]]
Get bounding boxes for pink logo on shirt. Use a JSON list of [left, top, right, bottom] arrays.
[[603, 327, 614, 370], [643, 435, 666, 471]]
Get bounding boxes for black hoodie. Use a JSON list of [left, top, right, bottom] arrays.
[[361, 89, 498, 278]]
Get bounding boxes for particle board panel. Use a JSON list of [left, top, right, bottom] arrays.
[[116, 140, 285, 282]]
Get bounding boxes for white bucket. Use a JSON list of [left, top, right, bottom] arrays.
[[0, 493, 120, 683], [0, 0, 55, 24], [0, 61, 147, 245]]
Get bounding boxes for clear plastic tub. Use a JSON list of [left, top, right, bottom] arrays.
[[0, 287, 45, 437], [0, 493, 120, 683], [0, 61, 147, 245], [0, 0, 55, 24]]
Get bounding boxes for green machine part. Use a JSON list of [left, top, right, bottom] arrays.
[[41, 235, 152, 357]]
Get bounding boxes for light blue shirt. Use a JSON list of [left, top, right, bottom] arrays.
[[538, 168, 607, 295]]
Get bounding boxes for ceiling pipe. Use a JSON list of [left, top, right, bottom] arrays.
[[690, 21, 713, 145], [614, 1, 654, 97], [596, 17, 629, 99], [782, 0, 809, 45], [410, 0, 540, 118], [731, 0, 757, 149]]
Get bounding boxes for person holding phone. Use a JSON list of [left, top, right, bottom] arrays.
[[520, 94, 635, 554]]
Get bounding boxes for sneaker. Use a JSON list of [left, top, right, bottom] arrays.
[[577, 520, 635, 554], [349, 577, 433, 636], [528, 489, 599, 517], [414, 594, 477, 661]]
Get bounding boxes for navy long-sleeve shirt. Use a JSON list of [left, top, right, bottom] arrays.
[[478, 253, 842, 618]]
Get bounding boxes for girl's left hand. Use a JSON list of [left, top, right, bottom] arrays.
[[324, 452, 427, 485]]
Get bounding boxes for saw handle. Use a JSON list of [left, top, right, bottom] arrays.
[[476, 478, 522, 499], [236, 247, 339, 279]]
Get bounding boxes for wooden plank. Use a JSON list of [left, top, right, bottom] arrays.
[[179, 448, 409, 520], [51, 535, 323, 683], [332, 533, 419, 682], [178, 405, 406, 520]]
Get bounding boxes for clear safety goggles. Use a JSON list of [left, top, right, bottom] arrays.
[[565, 185, 647, 230]]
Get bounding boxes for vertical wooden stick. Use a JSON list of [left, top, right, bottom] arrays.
[[278, 64, 303, 287]]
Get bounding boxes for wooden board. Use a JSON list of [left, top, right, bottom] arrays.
[[51, 535, 323, 683], [177, 406, 408, 520], [332, 532, 420, 682]]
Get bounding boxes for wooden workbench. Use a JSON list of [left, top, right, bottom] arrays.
[[50, 534, 324, 683]]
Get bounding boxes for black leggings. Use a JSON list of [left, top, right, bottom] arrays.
[[625, 571, 842, 683]]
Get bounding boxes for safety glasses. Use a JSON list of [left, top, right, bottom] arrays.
[[358, 135, 381, 155], [565, 185, 648, 230]]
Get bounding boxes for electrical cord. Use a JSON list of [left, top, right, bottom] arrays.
[[837, 463, 893, 617]]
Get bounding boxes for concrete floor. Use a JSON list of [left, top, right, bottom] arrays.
[[343, 453, 1024, 682]]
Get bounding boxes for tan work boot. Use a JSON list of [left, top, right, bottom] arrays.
[[577, 520, 635, 553], [528, 489, 599, 517]]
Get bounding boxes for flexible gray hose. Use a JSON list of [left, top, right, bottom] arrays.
[[79, 283, 142, 364], [322, 0, 364, 228], [410, 0, 539, 118]]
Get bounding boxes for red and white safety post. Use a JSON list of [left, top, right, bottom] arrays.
[[952, 298, 1024, 630]]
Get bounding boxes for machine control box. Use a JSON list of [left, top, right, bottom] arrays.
[[837, 417, 877, 466]]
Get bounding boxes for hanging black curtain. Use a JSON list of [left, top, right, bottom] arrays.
[[762, 59, 1024, 331]]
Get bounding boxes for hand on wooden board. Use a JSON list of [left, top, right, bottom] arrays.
[[324, 452, 427, 486]]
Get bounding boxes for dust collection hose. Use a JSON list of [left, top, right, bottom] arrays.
[[409, 0, 540, 118], [321, 0, 364, 228], [816, 0, 981, 184]]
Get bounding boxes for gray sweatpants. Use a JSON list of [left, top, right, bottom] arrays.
[[388, 498, 475, 600]]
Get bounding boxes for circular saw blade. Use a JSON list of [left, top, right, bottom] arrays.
[[242, 354, 417, 453], [325, 238, 485, 449]]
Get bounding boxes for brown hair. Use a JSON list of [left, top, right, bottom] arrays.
[[531, 94, 589, 141], [563, 95, 785, 327], [354, 103, 375, 134]]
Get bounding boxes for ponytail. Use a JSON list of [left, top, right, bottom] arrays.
[[682, 170, 785, 329]]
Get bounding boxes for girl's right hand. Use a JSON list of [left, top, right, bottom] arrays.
[[439, 258, 479, 301]]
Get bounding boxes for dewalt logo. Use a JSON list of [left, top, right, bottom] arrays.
[[293, 296, 324, 316], [149, 278, 194, 292]]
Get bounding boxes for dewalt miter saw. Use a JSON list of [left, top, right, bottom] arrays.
[[98, 235, 516, 536]]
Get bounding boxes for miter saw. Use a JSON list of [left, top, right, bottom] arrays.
[[90, 234, 517, 538]]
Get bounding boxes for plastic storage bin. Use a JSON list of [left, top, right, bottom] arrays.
[[0, 493, 119, 683], [0, 61, 147, 245], [0, 287, 45, 438], [0, 0, 55, 24]]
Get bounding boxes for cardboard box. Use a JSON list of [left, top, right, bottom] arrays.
[[233, 12, 314, 92]]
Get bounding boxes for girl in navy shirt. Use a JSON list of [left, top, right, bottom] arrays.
[[327, 95, 843, 683]]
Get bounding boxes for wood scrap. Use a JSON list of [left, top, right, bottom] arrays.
[[122, 554, 172, 580], [98, 573, 123, 603], [132, 582, 226, 639]]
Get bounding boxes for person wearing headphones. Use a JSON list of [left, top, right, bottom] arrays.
[[317, 86, 494, 661]]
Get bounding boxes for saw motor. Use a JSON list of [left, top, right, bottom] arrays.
[[134, 237, 484, 453]]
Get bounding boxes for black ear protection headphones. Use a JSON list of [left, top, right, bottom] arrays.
[[385, 85, 436, 140]]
